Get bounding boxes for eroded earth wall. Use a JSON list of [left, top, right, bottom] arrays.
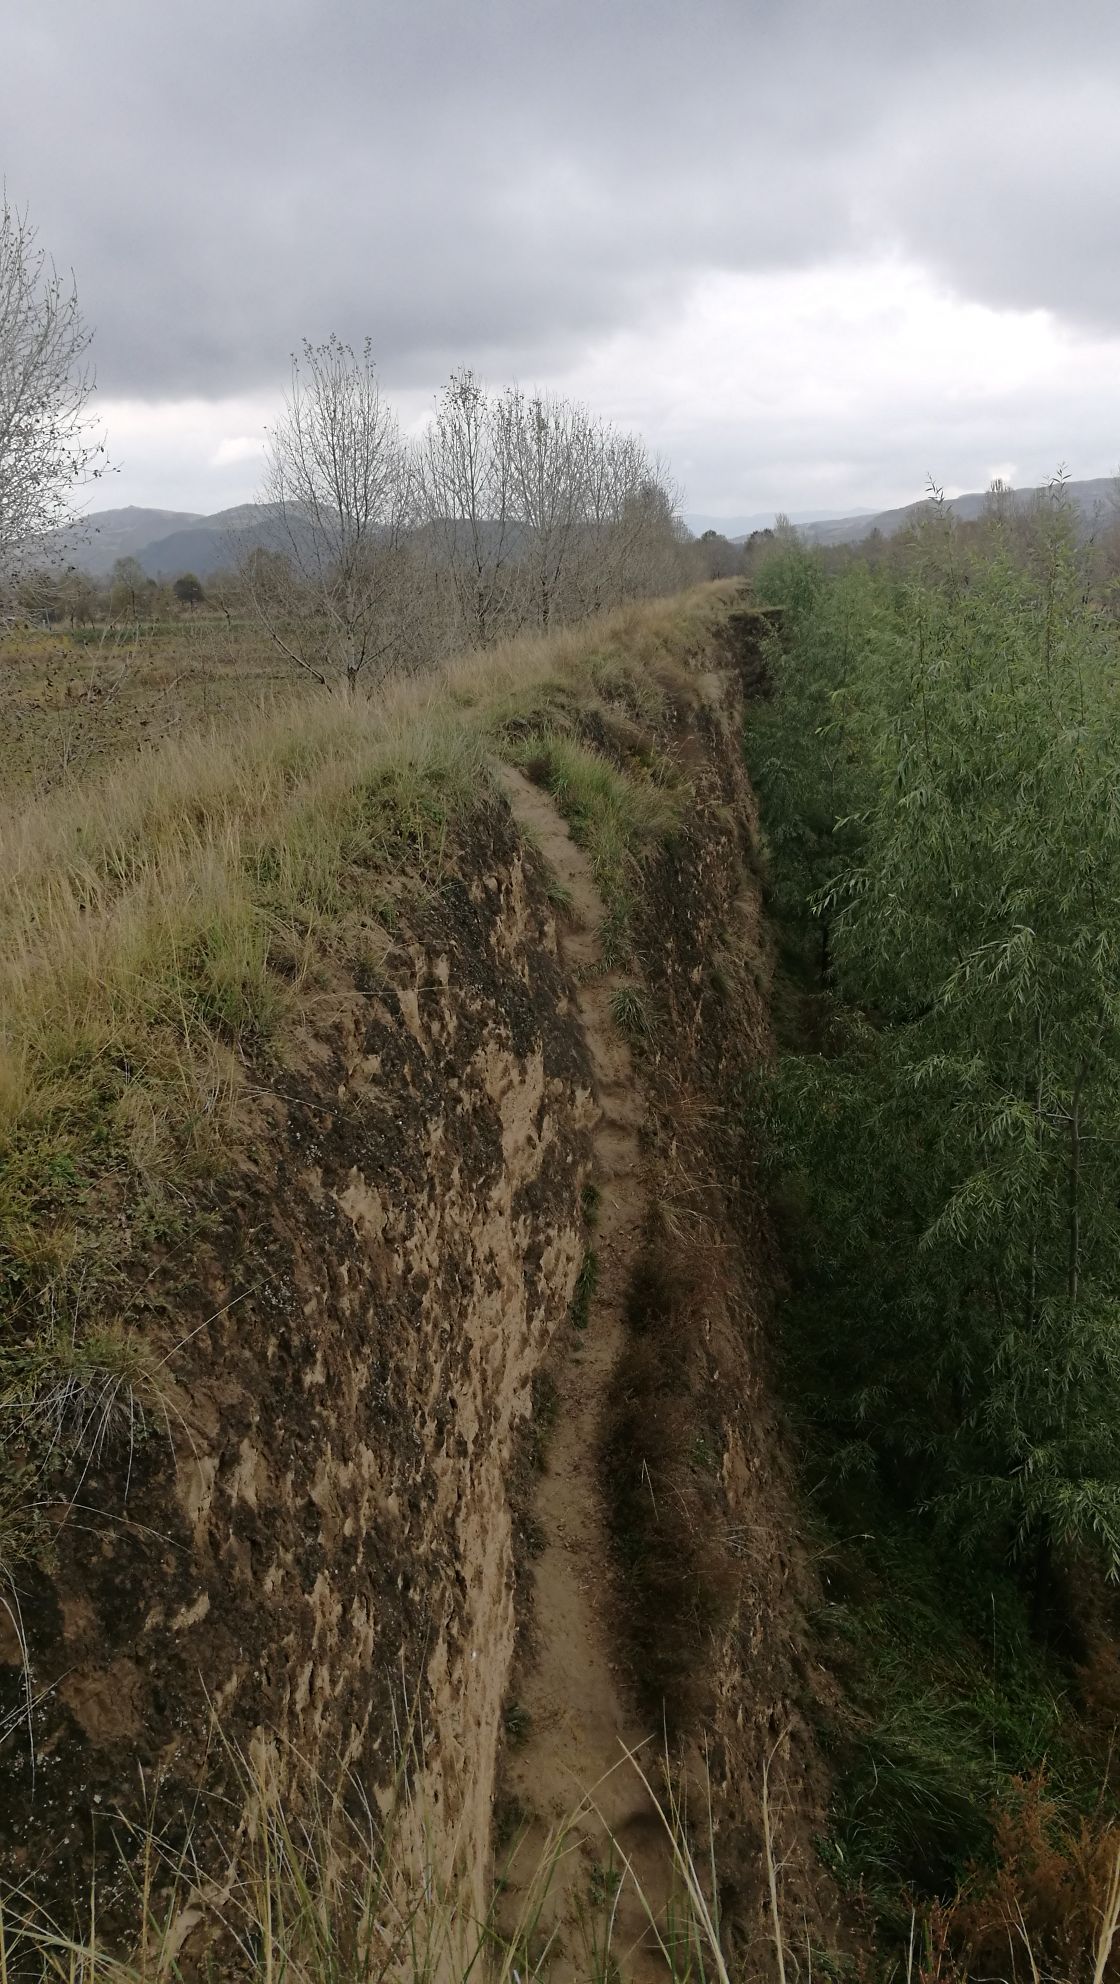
[[2, 598, 833, 1969], [2, 802, 595, 1919]]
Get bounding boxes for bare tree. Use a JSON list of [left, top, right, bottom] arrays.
[[570, 417, 623, 614], [109, 554, 149, 622], [0, 195, 105, 600], [250, 336, 412, 692], [504, 388, 590, 630], [417, 369, 519, 648], [693, 528, 741, 579], [418, 373, 692, 646], [259, 351, 694, 676], [574, 426, 678, 612], [579, 431, 686, 608]]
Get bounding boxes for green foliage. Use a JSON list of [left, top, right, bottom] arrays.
[[752, 504, 1120, 1574], [502, 1700, 532, 1744], [510, 728, 683, 966], [810, 1485, 1074, 1916], [172, 572, 204, 609], [609, 981, 651, 1042], [747, 556, 885, 952], [569, 1248, 599, 1331]]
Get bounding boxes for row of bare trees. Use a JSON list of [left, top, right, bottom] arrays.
[[250, 339, 692, 691], [1, 191, 699, 685], [418, 369, 678, 637]]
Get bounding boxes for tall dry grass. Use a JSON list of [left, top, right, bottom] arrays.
[[0, 585, 733, 1567], [0, 1740, 741, 1984]]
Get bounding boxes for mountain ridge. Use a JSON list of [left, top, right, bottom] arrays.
[[794, 475, 1120, 547], [55, 476, 1120, 582], [53, 503, 284, 579]]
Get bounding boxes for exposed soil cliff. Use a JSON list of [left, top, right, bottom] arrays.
[[0, 591, 832, 1972], [1, 802, 596, 1929], [488, 615, 838, 1974]]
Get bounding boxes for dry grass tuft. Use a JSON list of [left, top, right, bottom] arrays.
[[0, 585, 735, 1565], [0, 1736, 740, 1984], [926, 1774, 1120, 1984]]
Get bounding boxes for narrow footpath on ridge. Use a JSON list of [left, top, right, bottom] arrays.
[[496, 765, 672, 1982]]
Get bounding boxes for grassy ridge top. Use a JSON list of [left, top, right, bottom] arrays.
[[0, 584, 738, 1565]]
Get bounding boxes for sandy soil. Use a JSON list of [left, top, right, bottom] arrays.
[[498, 767, 672, 1981]]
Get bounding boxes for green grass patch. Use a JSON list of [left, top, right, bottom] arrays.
[[569, 1248, 599, 1331], [509, 729, 683, 967], [808, 1483, 1078, 1924], [543, 869, 574, 915], [502, 1701, 532, 1745], [609, 982, 651, 1043]]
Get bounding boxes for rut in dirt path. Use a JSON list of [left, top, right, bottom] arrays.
[[497, 766, 670, 1980]]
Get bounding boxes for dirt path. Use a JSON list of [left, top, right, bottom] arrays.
[[497, 768, 670, 1981]]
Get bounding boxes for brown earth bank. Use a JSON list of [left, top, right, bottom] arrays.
[[0, 591, 835, 1971], [0, 799, 596, 1920], [614, 639, 842, 1965]]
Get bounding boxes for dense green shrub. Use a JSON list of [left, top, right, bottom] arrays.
[[751, 497, 1120, 1573]]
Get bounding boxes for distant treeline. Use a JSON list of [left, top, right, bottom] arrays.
[[741, 470, 1120, 610], [11, 346, 746, 685]]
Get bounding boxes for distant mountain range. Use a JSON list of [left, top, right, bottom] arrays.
[[683, 508, 872, 539], [793, 476, 1120, 548], [66, 503, 826, 580], [53, 505, 284, 579], [54, 477, 1120, 582], [704, 478, 1120, 549]]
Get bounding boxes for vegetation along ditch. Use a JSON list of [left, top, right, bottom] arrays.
[[746, 490, 1120, 1977], [5, 498, 1120, 1980]]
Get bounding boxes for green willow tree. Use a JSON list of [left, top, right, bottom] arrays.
[[752, 498, 1120, 1574], [748, 543, 884, 968]]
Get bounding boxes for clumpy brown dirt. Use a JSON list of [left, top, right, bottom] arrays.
[[496, 767, 669, 1979], [0, 596, 841, 1975], [0, 799, 596, 1932], [491, 628, 844, 1975], [614, 642, 844, 1960], [622, 643, 844, 1968]]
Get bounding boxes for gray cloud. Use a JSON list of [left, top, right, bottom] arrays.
[[8, 0, 1120, 405]]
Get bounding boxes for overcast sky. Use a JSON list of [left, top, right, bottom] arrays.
[[5, 0, 1120, 524]]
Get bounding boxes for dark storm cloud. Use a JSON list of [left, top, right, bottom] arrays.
[[5, 0, 1120, 399]]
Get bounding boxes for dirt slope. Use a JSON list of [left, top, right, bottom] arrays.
[[0, 801, 598, 1932], [493, 631, 844, 1975], [497, 767, 668, 1977], [0, 592, 837, 1973]]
